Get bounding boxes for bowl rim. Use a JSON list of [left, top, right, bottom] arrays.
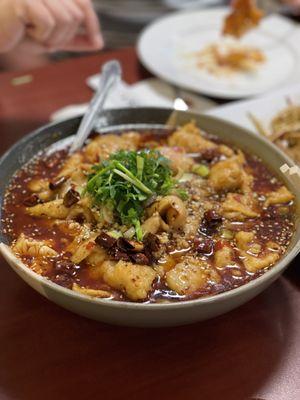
[[1, 107, 300, 310]]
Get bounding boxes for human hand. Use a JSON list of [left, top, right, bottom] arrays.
[[0, 0, 103, 53]]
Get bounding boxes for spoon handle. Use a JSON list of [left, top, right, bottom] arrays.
[[69, 60, 122, 154]]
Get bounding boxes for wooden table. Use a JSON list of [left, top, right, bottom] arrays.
[[0, 47, 299, 400]]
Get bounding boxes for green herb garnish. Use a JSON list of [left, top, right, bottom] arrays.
[[192, 164, 210, 178], [86, 150, 185, 239]]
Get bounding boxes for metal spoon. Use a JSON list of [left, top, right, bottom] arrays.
[[69, 60, 122, 154]]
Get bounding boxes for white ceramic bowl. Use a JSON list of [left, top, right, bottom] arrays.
[[1, 108, 299, 327]]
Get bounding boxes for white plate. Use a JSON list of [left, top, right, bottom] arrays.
[[206, 83, 300, 134], [138, 8, 300, 99]]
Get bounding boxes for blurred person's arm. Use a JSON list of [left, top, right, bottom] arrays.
[[0, 0, 103, 53]]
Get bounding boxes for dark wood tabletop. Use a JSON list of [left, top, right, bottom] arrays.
[[0, 47, 299, 400]]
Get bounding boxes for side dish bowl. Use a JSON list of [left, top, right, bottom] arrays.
[[1, 108, 300, 327]]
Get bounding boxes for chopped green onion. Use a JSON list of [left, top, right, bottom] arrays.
[[220, 229, 234, 240], [113, 168, 152, 195], [124, 227, 136, 239], [76, 186, 84, 196], [107, 230, 122, 239], [175, 188, 188, 201], [136, 155, 144, 181], [86, 149, 185, 240], [134, 219, 143, 241], [179, 173, 194, 183], [192, 164, 210, 178]]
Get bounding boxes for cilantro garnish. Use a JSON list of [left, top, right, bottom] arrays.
[[86, 149, 185, 240]]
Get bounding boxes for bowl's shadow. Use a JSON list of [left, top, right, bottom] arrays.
[[0, 262, 294, 400]]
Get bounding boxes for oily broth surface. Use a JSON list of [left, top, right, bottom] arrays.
[[1, 128, 295, 303]]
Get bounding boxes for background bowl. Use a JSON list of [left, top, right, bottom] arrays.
[[0, 107, 299, 327]]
